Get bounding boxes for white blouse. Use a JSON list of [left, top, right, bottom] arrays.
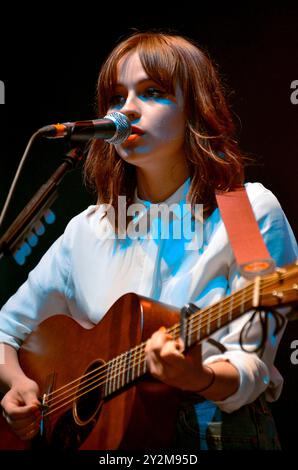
[[0, 180, 297, 412]]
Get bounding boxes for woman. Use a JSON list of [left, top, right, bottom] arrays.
[[0, 31, 297, 450]]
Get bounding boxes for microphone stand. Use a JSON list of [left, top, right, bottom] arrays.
[[0, 146, 84, 264]]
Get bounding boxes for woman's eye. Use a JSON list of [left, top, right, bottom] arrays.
[[109, 94, 125, 107], [143, 87, 165, 98]]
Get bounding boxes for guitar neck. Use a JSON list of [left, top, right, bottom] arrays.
[[181, 281, 255, 348], [104, 259, 298, 398]]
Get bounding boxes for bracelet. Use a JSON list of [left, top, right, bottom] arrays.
[[196, 366, 215, 394]]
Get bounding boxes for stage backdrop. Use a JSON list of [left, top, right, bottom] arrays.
[[0, 5, 297, 449]]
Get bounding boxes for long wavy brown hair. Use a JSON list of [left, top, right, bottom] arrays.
[[84, 31, 245, 219]]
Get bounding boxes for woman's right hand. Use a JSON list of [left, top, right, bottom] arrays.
[[1, 376, 41, 440]]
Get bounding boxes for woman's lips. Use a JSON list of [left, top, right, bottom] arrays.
[[131, 125, 144, 135], [125, 125, 144, 143], [126, 134, 141, 143]]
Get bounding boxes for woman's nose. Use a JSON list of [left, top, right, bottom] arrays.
[[120, 93, 141, 121]]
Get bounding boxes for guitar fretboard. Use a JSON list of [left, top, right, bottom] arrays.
[[104, 348, 147, 397]]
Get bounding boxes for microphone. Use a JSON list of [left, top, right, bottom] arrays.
[[37, 112, 131, 144]]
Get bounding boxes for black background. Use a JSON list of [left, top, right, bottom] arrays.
[[0, 4, 297, 450]]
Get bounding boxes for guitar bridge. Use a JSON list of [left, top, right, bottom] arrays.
[[39, 372, 56, 437]]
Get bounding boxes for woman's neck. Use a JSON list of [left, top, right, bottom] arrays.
[[136, 162, 190, 203]]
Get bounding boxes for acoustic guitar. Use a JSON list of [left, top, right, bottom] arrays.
[[0, 261, 297, 450]]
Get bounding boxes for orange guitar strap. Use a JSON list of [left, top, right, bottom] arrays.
[[215, 186, 275, 279]]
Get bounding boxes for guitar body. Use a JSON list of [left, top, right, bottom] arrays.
[[0, 293, 182, 450]]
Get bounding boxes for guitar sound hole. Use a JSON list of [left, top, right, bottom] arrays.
[[73, 359, 104, 425]]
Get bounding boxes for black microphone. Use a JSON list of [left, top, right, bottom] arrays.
[[37, 112, 131, 144]]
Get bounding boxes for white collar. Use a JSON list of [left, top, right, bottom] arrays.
[[133, 177, 192, 221]]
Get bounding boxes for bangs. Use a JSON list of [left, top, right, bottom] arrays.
[[97, 33, 187, 114], [137, 38, 178, 94]]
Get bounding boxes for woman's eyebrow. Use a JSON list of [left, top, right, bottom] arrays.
[[114, 77, 157, 88]]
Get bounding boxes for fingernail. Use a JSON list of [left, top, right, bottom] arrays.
[[159, 326, 166, 332]]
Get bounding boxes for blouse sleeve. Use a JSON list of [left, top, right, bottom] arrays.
[[0, 227, 72, 350], [204, 186, 298, 412]]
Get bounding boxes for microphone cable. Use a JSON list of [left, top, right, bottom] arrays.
[[0, 131, 41, 228]]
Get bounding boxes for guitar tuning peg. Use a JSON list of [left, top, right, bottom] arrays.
[[13, 241, 32, 265], [44, 209, 56, 225], [27, 231, 39, 247], [11, 211, 56, 265], [21, 241, 32, 257], [13, 249, 25, 265], [34, 220, 45, 236]]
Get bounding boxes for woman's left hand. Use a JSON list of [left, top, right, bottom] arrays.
[[145, 327, 211, 391]]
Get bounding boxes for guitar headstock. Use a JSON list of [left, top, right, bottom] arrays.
[[259, 260, 298, 309]]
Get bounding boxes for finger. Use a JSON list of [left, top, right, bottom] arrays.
[[21, 389, 40, 408], [160, 339, 185, 361], [174, 337, 185, 354], [5, 403, 41, 422], [153, 326, 173, 341], [147, 340, 184, 377], [147, 354, 165, 378], [145, 328, 173, 355]]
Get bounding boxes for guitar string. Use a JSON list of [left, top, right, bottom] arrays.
[[40, 281, 286, 418], [42, 272, 293, 416], [41, 276, 289, 417], [43, 287, 294, 418], [41, 285, 256, 416], [43, 281, 255, 406]]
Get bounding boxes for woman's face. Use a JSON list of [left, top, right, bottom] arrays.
[[107, 52, 187, 169]]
